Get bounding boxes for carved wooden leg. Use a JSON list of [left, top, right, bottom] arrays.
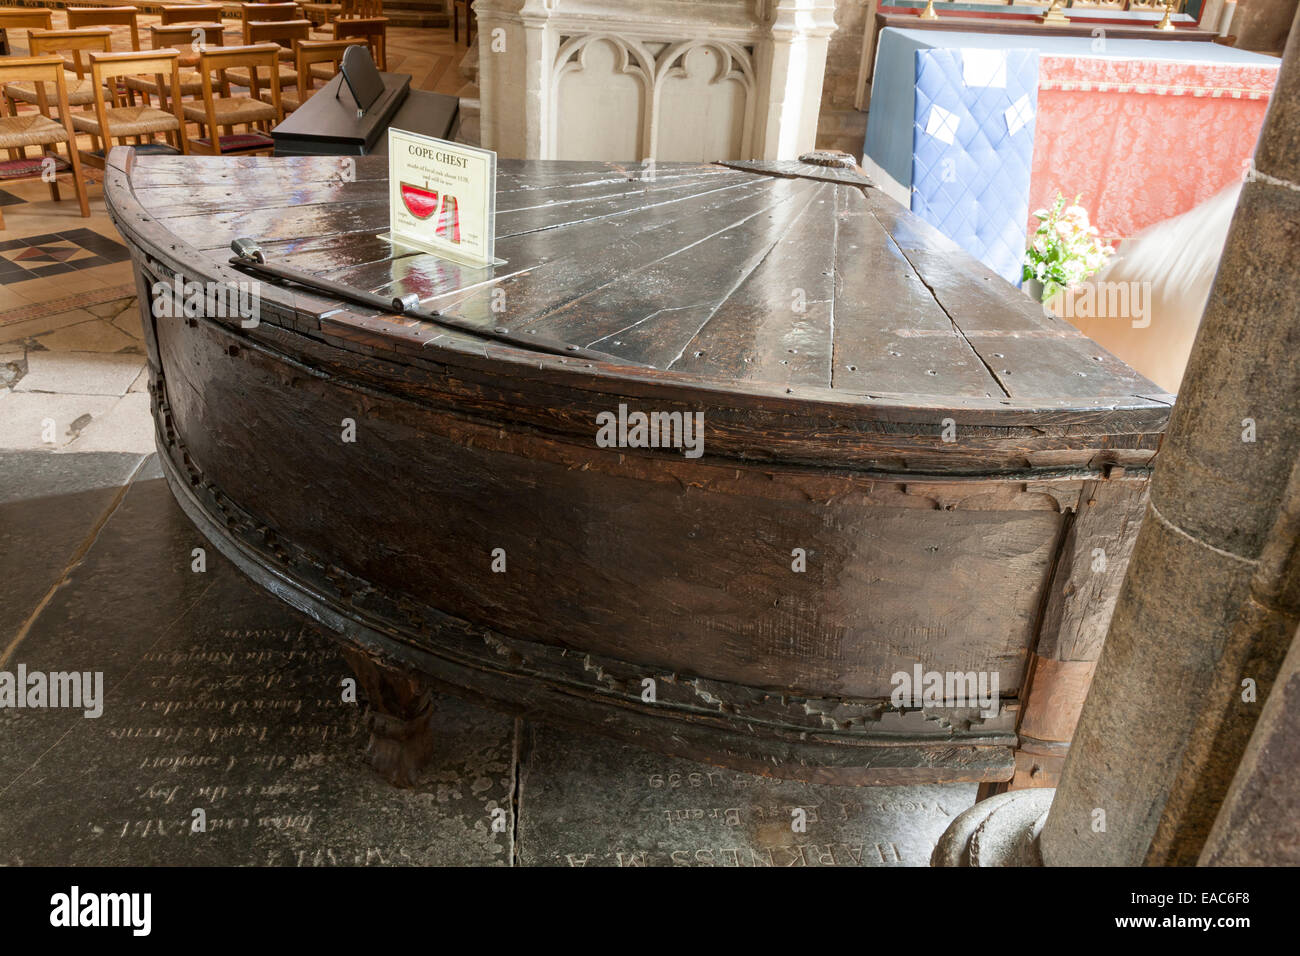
[[341, 646, 436, 788]]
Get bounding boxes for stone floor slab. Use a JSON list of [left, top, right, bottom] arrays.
[[110, 303, 144, 341], [62, 391, 155, 454], [33, 318, 140, 353], [88, 297, 137, 320], [0, 309, 99, 347], [0, 391, 119, 449], [0, 469, 516, 866], [13, 350, 144, 396], [0, 450, 145, 642], [514, 721, 976, 867]]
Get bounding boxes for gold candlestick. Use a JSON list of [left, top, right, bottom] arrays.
[[1156, 0, 1176, 30], [918, 0, 939, 19], [1040, 0, 1070, 23]]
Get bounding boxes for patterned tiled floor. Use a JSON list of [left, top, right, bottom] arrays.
[[0, 228, 129, 282]]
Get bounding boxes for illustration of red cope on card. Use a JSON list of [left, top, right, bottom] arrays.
[[399, 182, 461, 243]]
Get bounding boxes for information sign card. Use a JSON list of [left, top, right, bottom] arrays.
[[387, 129, 498, 267]]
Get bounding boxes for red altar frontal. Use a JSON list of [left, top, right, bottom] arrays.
[[864, 28, 1281, 272], [1031, 52, 1278, 238]]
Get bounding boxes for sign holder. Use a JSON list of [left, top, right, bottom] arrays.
[[385, 128, 502, 269]]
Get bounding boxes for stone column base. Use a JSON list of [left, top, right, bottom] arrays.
[[931, 789, 1054, 866]]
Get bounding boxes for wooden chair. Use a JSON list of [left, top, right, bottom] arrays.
[[66, 6, 141, 51], [251, 17, 309, 59], [159, 4, 225, 25], [225, 20, 304, 89], [0, 8, 54, 56], [246, 1, 337, 42], [5, 29, 112, 116], [75, 49, 187, 166], [148, 21, 228, 58], [242, 3, 319, 48], [0, 7, 54, 51], [297, 2, 342, 29], [333, 16, 385, 71], [66, 6, 144, 105], [240, 2, 301, 37], [185, 43, 282, 156], [125, 22, 225, 109], [280, 37, 364, 110], [0, 55, 90, 228], [451, 0, 475, 47], [0, 10, 54, 31]]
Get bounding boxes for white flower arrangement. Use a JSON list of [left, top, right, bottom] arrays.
[[1023, 193, 1115, 301]]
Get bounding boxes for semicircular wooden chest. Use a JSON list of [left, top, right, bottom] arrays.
[[104, 148, 1170, 787]]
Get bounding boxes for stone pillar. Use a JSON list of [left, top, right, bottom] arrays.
[[475, 0, 555, 159], [1233, 0, 1297, 54], [935, 3, 1300, 868], [755, 0, 838, 158], [1036, 4, 1300, 867], [1201, 622, 1300, 865]]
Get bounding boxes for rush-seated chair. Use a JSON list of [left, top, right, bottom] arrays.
[[0, 8, 54, 57], [0, 10, 54, 32], [240, 2, 302, 36], [159, 4, 226, 26], [298, 2, 342, 31], [185, 43, 283, 156], [223, 19, 304, 97], [4, 28, 112, 116], [125, 22, 226, 109], [74, 49, 188, 165], [332, 16, 385, 71], [65, 6, 141, 52], [269, 36, 364, 111], [0, 55, 90, 228]]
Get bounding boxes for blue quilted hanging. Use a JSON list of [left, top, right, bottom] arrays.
[[909, 48, 1039, 286]]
